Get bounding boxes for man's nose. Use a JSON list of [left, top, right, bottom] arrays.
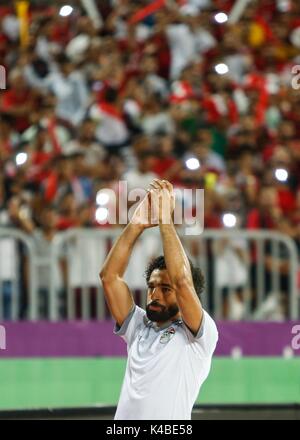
[[150, 287, 161, 300]]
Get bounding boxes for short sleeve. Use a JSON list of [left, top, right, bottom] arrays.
[[183, 310, 218, 358], [114, 305, 146, 347]]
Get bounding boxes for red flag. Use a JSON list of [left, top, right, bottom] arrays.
[[128, 0, 166, 24], [128, 1, 188, 25]]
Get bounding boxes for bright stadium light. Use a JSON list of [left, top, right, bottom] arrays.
[[59, 5, 74, 17], [96, 191, 110, 206], [277, 0, 291, 12], [95, 207, 109, 223], [275, 168, 288, 182], [16, 152, 28, 166], [222, 213, 237, 228], [186, 158, 200, 170], [214, 12, 228, 23], [215, 63, 229, 75]]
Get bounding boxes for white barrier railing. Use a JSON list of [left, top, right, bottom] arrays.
[[0, 228, 39, 320], [0, 227, 299, 321]]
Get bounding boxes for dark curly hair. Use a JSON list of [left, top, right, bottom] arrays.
[[144, 255, 205, 298]]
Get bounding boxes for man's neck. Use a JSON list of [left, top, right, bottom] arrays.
[[155, 314, 182, 329]]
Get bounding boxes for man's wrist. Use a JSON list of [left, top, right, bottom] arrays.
[[159, 218, 175, 229], [128, 222, 145, 233]]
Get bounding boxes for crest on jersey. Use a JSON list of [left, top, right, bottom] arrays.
[[159, 327, 175, 344]]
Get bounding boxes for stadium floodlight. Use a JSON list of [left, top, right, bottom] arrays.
[[186, 158, 200, 170], [16, 152, 27, 166], [96, 191, 110, 206], [214, 12, 228, 23], [95, 207, 109, 223], [275, 168, 288, 182], [222, 213, 237, 228], [215, 63, 229, 75], [277, 0, 291, 12], [59, 5, 74, 17]]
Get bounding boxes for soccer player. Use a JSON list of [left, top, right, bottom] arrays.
[[99, 179, 218, 420]]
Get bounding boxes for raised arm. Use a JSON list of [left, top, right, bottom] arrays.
[[99, 192, 155, 327], [150, 179, 203, 335]]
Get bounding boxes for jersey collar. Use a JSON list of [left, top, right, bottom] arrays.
[[143, 315, 183, 332]]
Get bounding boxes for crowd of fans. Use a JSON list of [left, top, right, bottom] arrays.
[[1, 0, 300, 320]]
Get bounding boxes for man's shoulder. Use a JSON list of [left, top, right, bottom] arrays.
[[180, 309, 218, 352]]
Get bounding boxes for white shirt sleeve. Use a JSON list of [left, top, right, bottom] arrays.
[[113, 305, 146, 347], [183, 310, 218, 358]]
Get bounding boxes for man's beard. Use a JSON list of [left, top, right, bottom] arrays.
[[146, 302, 179, 323]]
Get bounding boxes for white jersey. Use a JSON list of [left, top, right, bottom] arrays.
[[114, 305, 218, 420]]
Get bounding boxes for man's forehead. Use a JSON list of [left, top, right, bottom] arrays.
[[149, 269, 171, 283]]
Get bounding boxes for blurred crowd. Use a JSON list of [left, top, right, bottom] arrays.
[[1, 0, 300, 320]]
